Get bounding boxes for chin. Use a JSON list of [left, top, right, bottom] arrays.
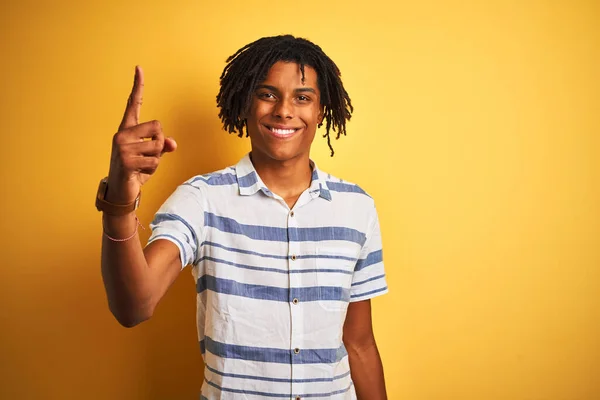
[[256, 145, 305, 163], [267, 149, 301, 162]]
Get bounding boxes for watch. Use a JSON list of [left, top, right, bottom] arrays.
[[95, 177, 141, 216]]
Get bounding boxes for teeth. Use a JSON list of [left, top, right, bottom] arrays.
[[270, 127, 296, 135]]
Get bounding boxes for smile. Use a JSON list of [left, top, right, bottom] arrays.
[[263, 125, 301, 138]]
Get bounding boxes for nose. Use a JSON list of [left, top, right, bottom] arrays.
[[273, 98, 294, 119]]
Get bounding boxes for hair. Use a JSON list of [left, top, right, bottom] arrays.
[[216, 34, 353, 157]]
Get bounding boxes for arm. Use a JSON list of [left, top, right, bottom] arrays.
[[100, 66, 180, 327], [343, 299, 387, 400], [101, 216, 181, 327]]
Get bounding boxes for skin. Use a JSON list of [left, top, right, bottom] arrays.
[[244, 61, 323, 208], [100, 63, 387, 399]]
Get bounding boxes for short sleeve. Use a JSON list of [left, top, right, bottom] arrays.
[[350, 204, 388, 302], [146, 182, 205, 269]]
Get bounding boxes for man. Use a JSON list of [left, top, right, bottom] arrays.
[[97, 35, 388, 399]]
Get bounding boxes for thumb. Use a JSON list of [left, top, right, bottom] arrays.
[[162, 136, 178, 154]]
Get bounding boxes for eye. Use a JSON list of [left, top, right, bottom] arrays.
[[258, 92, 276, 100], [297, 95, 310, 102]]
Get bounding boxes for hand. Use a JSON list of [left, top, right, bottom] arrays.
[[106, 66, 177, 204]]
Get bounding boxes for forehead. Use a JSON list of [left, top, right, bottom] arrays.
[[260, 61, 319, 89]]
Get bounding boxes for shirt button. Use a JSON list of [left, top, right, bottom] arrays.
[[294, 348, 300, 354], [290, 211, 295, 217], [291, 255, 296, 261], [292, 298, 299, 305]]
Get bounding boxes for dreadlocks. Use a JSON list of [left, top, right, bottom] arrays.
[[216, 34, 353, 157]]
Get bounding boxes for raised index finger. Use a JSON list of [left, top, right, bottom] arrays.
[[119, 66, 144, 130]]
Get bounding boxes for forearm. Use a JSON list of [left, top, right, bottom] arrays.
[[347, 340, 387, 400], [99, 66, 182, 327], [101, 212, 154, 326]]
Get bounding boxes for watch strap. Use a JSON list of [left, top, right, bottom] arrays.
[[95, 177, 141, 216]]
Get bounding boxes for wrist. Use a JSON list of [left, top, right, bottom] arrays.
[[102, 212, 144, 242], [95, 177, 141, 216], [103, 214, 143, 242]]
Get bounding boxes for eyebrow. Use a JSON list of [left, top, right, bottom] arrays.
[[256, 84, 317, 94]]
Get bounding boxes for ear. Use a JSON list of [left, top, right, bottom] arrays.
[[317, 106, 325, 126]]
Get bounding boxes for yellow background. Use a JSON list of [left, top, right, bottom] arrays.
[[1, 0, 598, 399]]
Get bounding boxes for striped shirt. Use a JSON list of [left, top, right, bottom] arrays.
[[147, 153, 388, 399]]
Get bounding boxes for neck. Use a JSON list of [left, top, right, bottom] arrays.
[[250, 151, 313, 204]]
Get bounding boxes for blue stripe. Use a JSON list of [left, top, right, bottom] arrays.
[[311, 168, 319, 182], [196, 276, 350, 303], [203, 336, 347, 364], [326, 181, 370, 197], [354, 250, 383, 271], [204, 364, 351, 383], [351, 274, 386, 287], [237, 171, 259, 188], [202, 241, 288, 259], [150, 234, 188, 265], [153, 213, 197, 244], [205, 212, 286, 241], [205, 213, 366, 245], [318, 183, 333, 201], [314, 253, 357, 262], [351, 286, 388, 299], [201, 256, 353, 275], [202, 241, 357, 262], [194, 173, 236, 186], [205, 378, 353, 397], [289, 226, 366, 245], [189, 169, 248, 187], [302, 384, 354, 398], [189, 173, 217, 185]]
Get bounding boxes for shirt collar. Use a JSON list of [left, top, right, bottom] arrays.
[[234, 153, 332, 201]]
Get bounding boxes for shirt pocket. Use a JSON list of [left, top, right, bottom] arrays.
[[315, 245, 358, 312]]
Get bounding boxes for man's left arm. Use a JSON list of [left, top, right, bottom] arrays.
[[343, 299, 388, 400]]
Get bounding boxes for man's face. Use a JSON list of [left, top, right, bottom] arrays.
[[246, 61, 323, 163]]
